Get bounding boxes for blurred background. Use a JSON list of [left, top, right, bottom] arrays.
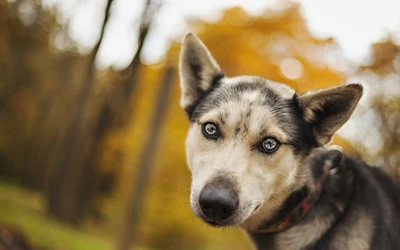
[[0, 0, 400, 249]]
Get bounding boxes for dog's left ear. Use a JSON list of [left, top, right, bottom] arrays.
[[297, 84, 363, 145], [179, 33, 224, 116]]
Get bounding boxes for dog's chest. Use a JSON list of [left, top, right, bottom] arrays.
[[263, 212, 373, 250], [272, 215, 334, 250]]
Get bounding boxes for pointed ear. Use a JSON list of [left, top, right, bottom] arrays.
[[179, 33, 224, 115], [297, 84, 363, 145]]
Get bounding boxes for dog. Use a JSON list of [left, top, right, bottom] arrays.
[[178, 33, 400, 250]]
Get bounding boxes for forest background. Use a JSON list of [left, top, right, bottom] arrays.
[[1, 0, 400, 249]]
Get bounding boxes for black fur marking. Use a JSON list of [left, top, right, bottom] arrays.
[[218, 113, 226, 125], [185, 73, 224, 119], [286, 94, 318, 155], [242, 123, 249, 135], [263, 97, 316, 156], [221, 109, 229, 121], [259, 128, 266, 137], [211, 72, 225, 87], [188, 60, 203, 82], [278, 187, 308, 218], [191, 80, 282, 121], [246, 110, 251, 118], [235, 127, 241, 137]]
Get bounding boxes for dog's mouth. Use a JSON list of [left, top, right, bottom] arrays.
[[198, 214, 234, 227], [204, 219, 223, 227], [198, 214, 230, 227]]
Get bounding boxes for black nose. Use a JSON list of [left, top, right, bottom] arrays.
[[199, 184, 238, 220]]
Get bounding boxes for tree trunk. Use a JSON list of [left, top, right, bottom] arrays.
[[46, 0, 115, 225], [46, 0, 159, 226], [123, 0, 156, 96], [112, 0, 159, 129], [65, 0, 159, 225], [116, 67, 174, 250]]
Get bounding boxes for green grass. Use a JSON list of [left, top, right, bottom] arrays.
[[0, 181, 113, 250]]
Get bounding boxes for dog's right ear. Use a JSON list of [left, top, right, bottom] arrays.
[[179, 33, 224, 116]]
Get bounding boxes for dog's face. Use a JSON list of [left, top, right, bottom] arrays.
[[179, 33, 362, 231]]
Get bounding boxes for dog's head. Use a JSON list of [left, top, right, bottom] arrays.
[[179, 33, 362, 230]]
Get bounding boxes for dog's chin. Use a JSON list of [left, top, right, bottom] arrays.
[[196, 214, 235, 227], [202, 219, 227, 227]]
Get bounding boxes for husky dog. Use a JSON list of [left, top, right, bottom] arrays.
[[178, 33, 400, 250]]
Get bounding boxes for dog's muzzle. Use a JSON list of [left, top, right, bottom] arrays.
[[199, 182, 238, 222]]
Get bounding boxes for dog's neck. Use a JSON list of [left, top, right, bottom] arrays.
[[253, 157, 334, 233], [247, 154, 355, 250], [253, 186, 315, 233]]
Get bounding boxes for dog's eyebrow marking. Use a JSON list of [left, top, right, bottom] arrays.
[[221, 109, 229, 121], [218, 113, 226, 125], [242, 123, 249, 134], [245, 110, 251, 118], [235, 127, 241, 137]]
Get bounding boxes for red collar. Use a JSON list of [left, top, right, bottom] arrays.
[[254, 162, 332, 233]]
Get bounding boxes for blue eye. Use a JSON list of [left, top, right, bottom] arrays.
[[202, 122, 219, 139], [260, 137, 280, 153]]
